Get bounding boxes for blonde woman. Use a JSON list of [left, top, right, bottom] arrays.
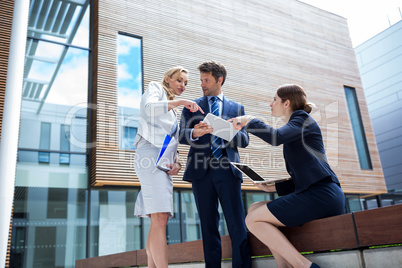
[[134, 67, 203, 268]]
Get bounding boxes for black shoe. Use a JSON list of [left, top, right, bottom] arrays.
[[310, 263, 320, 268]]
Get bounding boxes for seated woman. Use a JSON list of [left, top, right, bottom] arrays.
[[229, 84, 345, 268]]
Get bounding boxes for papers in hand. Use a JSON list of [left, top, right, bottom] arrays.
[[156, 134, 178, 171], [202, 113, 239, 141]]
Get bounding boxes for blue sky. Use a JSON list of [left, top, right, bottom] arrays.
[[117, 35, 142, 109]]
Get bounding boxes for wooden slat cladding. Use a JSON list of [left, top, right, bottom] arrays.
[[92, 0, 386, 194], [0, 0, 14, 140], [0, 1, 15, 267]]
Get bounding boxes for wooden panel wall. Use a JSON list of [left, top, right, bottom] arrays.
[[0, 1, 15, 267], [92, 0, 386, 194], [0, 0, 14, 139]]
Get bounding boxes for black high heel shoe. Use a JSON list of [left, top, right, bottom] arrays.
[[310, 263, 320, 268]]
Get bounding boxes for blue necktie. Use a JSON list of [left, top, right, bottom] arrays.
[[211, 97, 223, 159]]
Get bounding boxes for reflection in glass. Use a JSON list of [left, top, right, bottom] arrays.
[[27, 0, 90, 48], [123, 126, 137, 150], [10, 0, 90, 267], [39, 122, 51, 163], [345, 194, 363, 212], [245, 192, 272, 209], [167, 192, 181, 244], [117, 33, 142, 150], [60, 124, 71, 164], [89, 189, 141, 257], [10, 187, 87, 268], [179, 190, 229, 243], [181, 191, 202, 242]]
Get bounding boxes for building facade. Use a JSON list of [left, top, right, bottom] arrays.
[[355, 20, 402, 191], [0, 0, 386, 267], [355, 20, 402, 209]]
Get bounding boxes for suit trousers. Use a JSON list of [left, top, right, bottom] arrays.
[[192, 156, 251, 268]]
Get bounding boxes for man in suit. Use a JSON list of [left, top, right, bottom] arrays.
[[179, 61, 251, 268]]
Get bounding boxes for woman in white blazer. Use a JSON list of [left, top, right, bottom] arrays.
[[134, 66, 203, 268]]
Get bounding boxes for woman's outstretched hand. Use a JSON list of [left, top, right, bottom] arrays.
[[182, 100, 204, 114], [254, 182, 276, 192], [228, 115, 254, 130], [166, 162, 181, 176]]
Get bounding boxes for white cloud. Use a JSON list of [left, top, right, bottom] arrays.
[[135, 72, 142, 84], [46, 54, 88, 106], [118, 35, 141, 55], [118, 87, 141, 108], [118, 63, 133, 80]]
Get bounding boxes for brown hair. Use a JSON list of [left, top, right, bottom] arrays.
[[276, 84, 314, 114], [198, 61, 227, 86], [161, 66, 188, 100]]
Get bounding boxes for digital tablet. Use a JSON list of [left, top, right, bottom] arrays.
[[202, 113, 239, 141], [230, 162, 290, 184]]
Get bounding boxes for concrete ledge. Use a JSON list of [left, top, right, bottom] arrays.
[[77, 205, 402, 268], [164, 247, 402, 268], [163, 251, 362, 268], [363, 246, 402, 268]]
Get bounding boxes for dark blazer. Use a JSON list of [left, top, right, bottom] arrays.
[[245, 110, 340, 195], [179, 95, 249, 181]]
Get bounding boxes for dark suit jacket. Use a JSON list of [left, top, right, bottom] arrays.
[[179, 95, 249, 181], [245, 110, 340, 195]]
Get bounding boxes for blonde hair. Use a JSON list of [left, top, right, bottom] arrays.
[[276, 84, 315, 114], [161, 66, 188, 100]]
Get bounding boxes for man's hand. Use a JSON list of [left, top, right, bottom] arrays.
[[192, 122, 213, 139]]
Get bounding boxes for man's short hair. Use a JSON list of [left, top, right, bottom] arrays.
[[198, 61, 227, 86]]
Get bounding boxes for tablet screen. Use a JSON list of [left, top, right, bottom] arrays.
[[231, 163, 266, 182]]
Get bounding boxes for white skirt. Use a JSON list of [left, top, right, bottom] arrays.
[[134, 137, 173, 218]]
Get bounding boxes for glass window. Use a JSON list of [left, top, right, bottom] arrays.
[[89, 189, 141, 257], [117, 33, 142, 150], [344, 86, 373, 169], [10, 0, 90, 267], [345, 194, 363, 213], [123, 126, 137, 150], [39, 122, 51, 163], [181, 190, 202, 242], [47, 188, 68, 218], [179, 190, 228, 243], [245, 191, 273, 209], [10, 187, 87, 268], [27, 0, 90, 49], [60, 124, 71, 164], [167, 191, 181, 244]]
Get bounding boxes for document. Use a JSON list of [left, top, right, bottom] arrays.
[[156, 134, 178, 171], [202, 113, 239, 141]]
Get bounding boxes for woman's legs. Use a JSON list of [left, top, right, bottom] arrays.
[[146, 212, 170, 268], [246, 203, 312, 268], [247, 202, 291, 267]]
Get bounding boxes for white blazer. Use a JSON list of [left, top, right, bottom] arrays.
[[134, 81, 178, 148]]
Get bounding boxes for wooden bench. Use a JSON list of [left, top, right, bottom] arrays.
[[76, 204, 402, 268]]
